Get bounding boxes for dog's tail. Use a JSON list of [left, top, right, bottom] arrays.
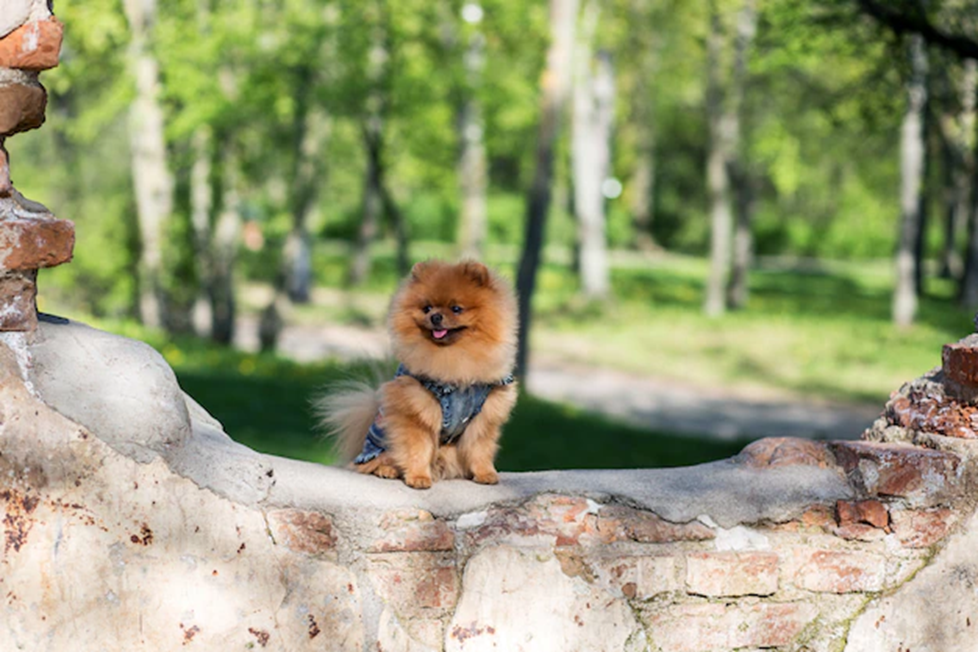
[[312, 379, 381, 464]]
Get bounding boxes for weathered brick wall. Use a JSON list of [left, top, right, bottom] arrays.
[[4, 312, 978, 651]]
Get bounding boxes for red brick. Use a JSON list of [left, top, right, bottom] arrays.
[[462, 495, 603, 548], [646, 602, 817, 652], [943, 342, 978, 386], [890, 508, 956, 548], [836, 499, 889, 529], [0, 269, 36, 331], [597, 504, 715, 544], [366, 552, 458, 617], [738, 437, 833, 468], [829, 441, 963, 506], [0, 81, 46, 136], [371, 508, 454, 552], [0, 215, 75, 271], [266, 508, 337, 559], [788, 547, 885, 593], [592, 554, 681, 599], [0, 18, 63, 70], [887, 383, 978, 438], [685, 551, 779, 597]]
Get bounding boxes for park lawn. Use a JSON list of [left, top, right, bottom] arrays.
[[105, 329, 744, 470]]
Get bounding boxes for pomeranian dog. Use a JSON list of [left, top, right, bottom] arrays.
[[316, 260, 519, 489]]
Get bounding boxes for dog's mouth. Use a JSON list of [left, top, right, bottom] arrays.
[[427, 326, 466, 344]]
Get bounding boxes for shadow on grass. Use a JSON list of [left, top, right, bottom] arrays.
[[174, 356, 747, 471]]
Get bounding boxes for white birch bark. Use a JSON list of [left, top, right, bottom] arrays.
[[894, 35, 929, 328], [122, 0, 174, 329]]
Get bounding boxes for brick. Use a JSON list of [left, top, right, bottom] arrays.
[[944, 342, 978, 386], [773, 505, 836, 533], [887, 384, 978, 439], [0, 268, 36, 331], [0, 81, 46, 136], [0, 214, 75, 271], [788, 547, 885, 593], [737, 436, 833, 468], [592, 554, 681, 599], [366, 552, 458, 617], [685, 551, 779, 597], [0, 17, 62, 70], [829, 441, 963, 507], [266, 508, 337, 559], [837, 499, 889, 529], [462, 495, 603, 548], [370, 508, 454, 552], [646, 602, 818, 652], [596, 504, 715, 543], [890, 508, 956, 548]]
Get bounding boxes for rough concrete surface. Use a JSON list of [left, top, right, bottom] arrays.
[[2, 317, 977, 651]]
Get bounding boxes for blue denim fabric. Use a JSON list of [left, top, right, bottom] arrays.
[[353, 364, 514, 464]]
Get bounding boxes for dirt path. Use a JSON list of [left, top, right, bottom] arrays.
[[235, 317, 879, 441]]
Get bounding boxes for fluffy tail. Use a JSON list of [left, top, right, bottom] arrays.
[[312, 380, 381, 464]]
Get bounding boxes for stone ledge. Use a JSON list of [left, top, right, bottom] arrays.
[[5, 318, 978, 651]]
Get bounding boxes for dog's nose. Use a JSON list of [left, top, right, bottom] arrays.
[[431, 313, 443, 326]]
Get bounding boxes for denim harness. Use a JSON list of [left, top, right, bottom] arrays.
[[354, 364, 515, 465]]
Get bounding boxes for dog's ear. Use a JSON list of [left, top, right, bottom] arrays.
[[411, 260, 433, 281], [461, 261, 490, 287]]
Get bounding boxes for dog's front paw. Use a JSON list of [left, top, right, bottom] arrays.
[[374, 464, 400, 479], [404, 473, 433, 489], [473, 470, 499, 485]]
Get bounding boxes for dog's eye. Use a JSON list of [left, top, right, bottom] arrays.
[[422, 305, 433, 314], [451, 305, 463, 314]]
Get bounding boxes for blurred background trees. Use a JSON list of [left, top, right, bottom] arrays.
[[11, 0, 978, 373]]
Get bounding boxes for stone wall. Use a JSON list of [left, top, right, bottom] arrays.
[[3, 312, 978, 651], [5, 5, 978, 651]]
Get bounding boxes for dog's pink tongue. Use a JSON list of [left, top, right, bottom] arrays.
[[433, 329, 448, 339]]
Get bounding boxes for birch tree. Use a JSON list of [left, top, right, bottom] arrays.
[[704, 0, 755, 317], [515, 0, 580, 377], [893, 34, 929, 328], [456, 2, 489, 260], [122, 0, 173, 329], [572, 0, 614, 299]]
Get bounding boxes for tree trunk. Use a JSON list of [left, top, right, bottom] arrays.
[[937, 55, 974, 284], [349, 12, 392, 287], [725, 0, 757, 311], [728, 173, 754, 309], [894, 35, 929, 328], [627, 0, 658, 252], [515, 0, 579, 378], [210, 142, 242, 346], [190, 126, 214, 336], [704, 0, 735, 318], [284, 76, 330, 304], [953, 58, 978, 304], [457, 14, 489, 260], [122, 0, 174, 330], [572, 0, 613, 301]]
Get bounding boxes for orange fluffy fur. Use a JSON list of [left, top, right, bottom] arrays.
[[315, 260, 519, 489]]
